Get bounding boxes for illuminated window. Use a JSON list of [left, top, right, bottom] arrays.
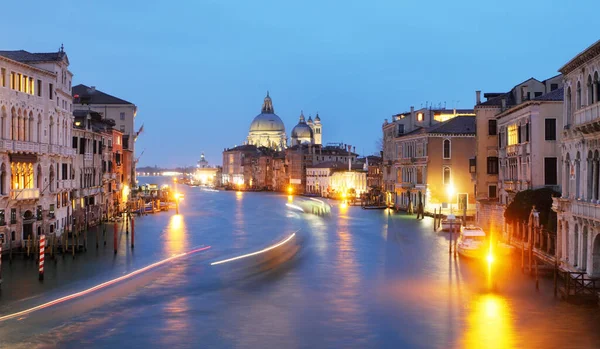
[[417, 113, 424, 121], [508, 124, 518, 145], [443, 167, 451, 185]]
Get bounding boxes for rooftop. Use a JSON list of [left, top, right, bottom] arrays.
[[0, 49, 66, 64], [73, 84, 134, 105]]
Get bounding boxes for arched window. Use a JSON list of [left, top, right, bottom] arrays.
[[566, 86, 573, 125], [28, 111, 33, 142], [37, 114, 42, 143], [564, 153, 571, 198], [0, 163, 5, 195], [577, 81, 582, 109], [595, 72, 600, 104], [443, 139, 451, 159], [443, 166, 451, 185], [0, 106, 5, 140], [11, 107, 16, 140], [36, 164, 42, 190], [588, 75, 594, 105], [576, 151, 581, 199]]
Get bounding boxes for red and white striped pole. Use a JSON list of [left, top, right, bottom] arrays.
[[39, 234, 45, 281]]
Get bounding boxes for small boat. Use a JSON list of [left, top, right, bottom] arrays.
[[457, 225, 487, 259], [144, 203, 154, 213], [441, 217, 462, 232]]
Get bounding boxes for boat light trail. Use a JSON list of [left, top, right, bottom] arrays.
[[211, 232, 297, 266], [285, 203, 305, 212], [0, 245, 211, 323]]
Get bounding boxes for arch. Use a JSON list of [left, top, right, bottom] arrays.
[[0, 105, 5, 140], [582, 226, 589, 271], [576, 151, 581, 198], [443, 139, 451, 159], [592, 234, 600, 276], [0, 163, 5, 196], [10, 107, 16, 140], [566, 86, 573, 125], [49, 164, 55, 192], [588, 74, 594, 105], [577, 81, 582, 109], [36, 164, 42, 190], [574, 224, 580, 267], [564, 153, 571, 197], [443, 166, 451, 185], [594, 71, 600, 104]]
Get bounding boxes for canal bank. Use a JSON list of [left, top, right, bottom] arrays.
[[0, 189, 599, 348]]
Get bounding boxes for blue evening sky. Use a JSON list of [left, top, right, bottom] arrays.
[[3, 0, 598, 168]]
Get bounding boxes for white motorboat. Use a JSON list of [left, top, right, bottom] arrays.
[[457, 225, 487, 259], [441, 217, 462, 232]]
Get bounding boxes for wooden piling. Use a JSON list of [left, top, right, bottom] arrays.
[[27, 234, 31, 259], [131, 216, 135, 249], [126, 212, 129, 235], [113, 222, 118, 255], [103, 224, 107, 246], [535, 258, 539, 290], [96, 226, 99, 249]]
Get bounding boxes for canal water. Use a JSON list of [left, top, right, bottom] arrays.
[[0, 183, 599, 348]]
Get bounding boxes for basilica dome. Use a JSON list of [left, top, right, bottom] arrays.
[[247, 92, 287, 150], [291, 122, 313, 138]]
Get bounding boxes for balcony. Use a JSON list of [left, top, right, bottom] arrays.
[[84, 153, 93, 161], [506, 144, 518, 156], [552, 197, 571, 213], [11, 188, 40, 200], [570, 200, 600, 221], [14, 140, 40, 153], [574, 103, 600, 128]]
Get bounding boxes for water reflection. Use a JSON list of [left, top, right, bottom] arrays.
[[164, 214, 187, 255], [161, 296, 191, 347], [462, 294, 515, 349]]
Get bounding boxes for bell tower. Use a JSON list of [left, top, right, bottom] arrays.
[[313, 113, 322, 145]]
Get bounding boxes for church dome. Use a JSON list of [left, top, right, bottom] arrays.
[[249, 92, 286, 133], [291, 112, 314, 139]]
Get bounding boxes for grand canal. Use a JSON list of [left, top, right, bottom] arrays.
[[0, 183, 599, 348]]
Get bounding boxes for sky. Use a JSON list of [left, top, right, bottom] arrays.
[[3, 0, 599, 168]]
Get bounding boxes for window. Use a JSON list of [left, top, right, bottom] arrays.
[[79, 138, 85, 154], [488, 185, 497, 198], [417, 113, 424, 122], [62, 164, 68, 180], [37, 79, 42, 96], [525, 122, 530, 142], [120, 125, 125, 132], [517, 124, 522, 143], [487, 157, 499, 174], [469, 158, 476, 173], [544, 157, 557, 185], [72, 136, 78, 148], [397, 124, 405, 136], [10, 208, 16, 224], [534, 92, 543, 98], [49, 83, 53, 99], [488, 120, 497, 135], [120, 112, 125, 120], [443, 139, 451, 159], [93, 140, 97, 154], [507, 124, 518, 145], [550, 83, 558, 91], [1, 68, 5, 87], [37, 206, 42, 220], [49, 204, 55, 217], [443, 167, 451, 185], [545, 119, 556, 140], [0, 210, 5, 225]]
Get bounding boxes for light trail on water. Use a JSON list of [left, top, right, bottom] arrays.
[[0, 245, 212, 323], [210, 232, 297, 266]]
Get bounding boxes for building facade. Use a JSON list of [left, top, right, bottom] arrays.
[[0, 48, 76, 245], [475, 75, 563, 232], [553, 40, 600, 276], [72, 84, 137, 187], [247, 92, 287, 150]]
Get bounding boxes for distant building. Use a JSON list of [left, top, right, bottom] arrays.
[[247, 92, 287, 150], [306, 161, 345, 196], [553, 40, 600, 276], [194, 153, 219, 186]]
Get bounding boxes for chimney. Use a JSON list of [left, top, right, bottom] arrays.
[[410, 106, 415, 118], [501, 98, 507, 111], [476, 90, 481, 105]]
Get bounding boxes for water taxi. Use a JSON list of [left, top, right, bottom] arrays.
[[457, 225, 487, 259]]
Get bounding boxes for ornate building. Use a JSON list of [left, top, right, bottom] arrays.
[[290, 111, 323, 146], [247, 92, 287, 150]]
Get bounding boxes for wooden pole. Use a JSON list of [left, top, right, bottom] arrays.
[[96, 226, 99, 248], [131, 216, 135, 249], [113, 221, 118, 255], [103, 223, 107, 246]]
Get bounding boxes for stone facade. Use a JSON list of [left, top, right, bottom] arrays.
[[0, 49, 75, 246], [553, 40, 600, 276]]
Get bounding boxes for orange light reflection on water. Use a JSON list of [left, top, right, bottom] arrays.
[[463, 294, 515, 349], [165, 214, 187, 255]]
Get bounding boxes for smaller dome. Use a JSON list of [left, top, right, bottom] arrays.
[[291, 122, 313, 139]]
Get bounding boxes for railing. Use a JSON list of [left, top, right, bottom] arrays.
[[14, 140, 40, 153], [571, 200, 600, 220], [84, 153, 93, 161], [508, 221, 556, 257], [506, 144, 518, 156], [560, 271, 600, 297], [10, 188, 40, 200], [574, 102, 600, 126]]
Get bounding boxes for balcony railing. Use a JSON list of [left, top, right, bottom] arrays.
[[574, 103, 600, 126], [11, 188, 40, 200], [570, 200, 600, 221]]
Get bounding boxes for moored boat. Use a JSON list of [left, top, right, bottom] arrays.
[[441, 217, 462, 232], [457, 225, 487, 259]]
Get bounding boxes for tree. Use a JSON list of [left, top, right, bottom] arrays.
[[504, 187, 560, 232]]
